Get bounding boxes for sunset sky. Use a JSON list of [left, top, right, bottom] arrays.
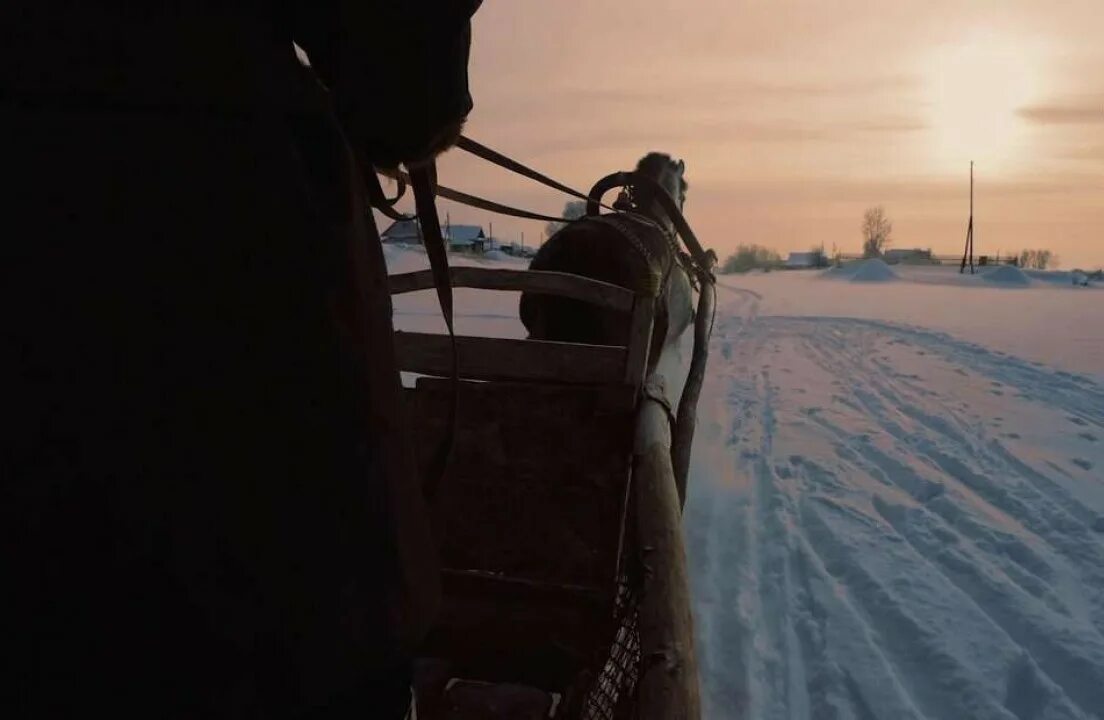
[[418, 0, 1103, 268]]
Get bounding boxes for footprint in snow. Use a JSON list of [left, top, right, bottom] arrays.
[[1003, 432, 1022, 440], [1071, 458, 1094, 472], [1078, 432, 1098, 443], [1069, 416, 1089, 427]]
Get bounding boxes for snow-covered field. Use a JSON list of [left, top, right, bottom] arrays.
[[688, 263, 1104, 720], [385, 247, 1104, 720]]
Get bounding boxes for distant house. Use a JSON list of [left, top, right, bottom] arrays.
[[380, 220, 491, 254], [495, 242, 534, 258], [884, 248, 933, 264], [786, 251, 822, 269], [446, 224, 487, 254], [380, 219, 421, 244]]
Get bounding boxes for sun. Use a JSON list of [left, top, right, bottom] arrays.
[[924, 33, 1040, 172]]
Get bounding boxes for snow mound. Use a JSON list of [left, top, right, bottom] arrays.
[[482, 250, 510, 261], [982, 264, 1032, 287], [828, 258, 899, 283], [849, 259, 899, 282]]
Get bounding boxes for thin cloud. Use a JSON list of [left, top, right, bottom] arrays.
[[848, 119, 928, 133], [556, 74, 920, 106], [743, 74, 921, 97], [1060, 144, 1104, 162], [513, 118, 924, 159], [701, 174, 1094, 205], [1018, 96, 1104, 124]]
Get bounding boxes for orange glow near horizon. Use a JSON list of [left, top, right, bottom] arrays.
[[414, 1, 1103, 268], [923, 33, 1042, 173]]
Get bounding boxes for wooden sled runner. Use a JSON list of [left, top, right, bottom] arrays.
[[391, 265, 701, 719]]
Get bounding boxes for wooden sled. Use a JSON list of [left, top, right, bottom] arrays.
[[391, 266, 700, 720]]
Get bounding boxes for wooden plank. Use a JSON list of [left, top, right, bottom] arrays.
[[441, 569, 608, 607], [388, 267, 635, 313], [395, 331, 627, 384], [624, 296, 655, 385], [423, 573, 615, 690], [412, 376, 637, 411], [634, 395, 702, 720], [404, 380, 635, 588]]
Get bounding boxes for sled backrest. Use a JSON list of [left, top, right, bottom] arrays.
[[388, 266, 655, 390], [390, 267, 655, 692]]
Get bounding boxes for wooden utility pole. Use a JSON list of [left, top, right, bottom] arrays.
[[960, 161, 975, 274]]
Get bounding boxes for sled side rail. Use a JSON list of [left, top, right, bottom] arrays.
[[389, 267, 635, 313], [633, 371, 702, 720], [394, 333, 626, 385]]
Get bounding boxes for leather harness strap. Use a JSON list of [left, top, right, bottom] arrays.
[[407, 163, 459, 501], [457, 135, 612, 208], [364, 171, 410, 222], [377, 166, 572, 224]]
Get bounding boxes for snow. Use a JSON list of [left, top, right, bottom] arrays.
[[827, 258, 900, 283], [735, 265, 1104, 378], [689, 268, 1104, 720], [385, 246, 1104, 720], [982, 264, 1033, 287]]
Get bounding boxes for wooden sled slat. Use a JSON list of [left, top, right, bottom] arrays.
[[624, 296, 655, 385], [389, 266, 635, 312], [395, 331, 628, 385]]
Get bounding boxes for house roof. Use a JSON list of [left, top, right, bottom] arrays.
[[786, 252, 819, 265], [446, 224, 485, 243], [381, 220, 488, 245], [381, 219, 421, 239]]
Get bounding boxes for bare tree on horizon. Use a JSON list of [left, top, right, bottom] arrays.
[[1017, 248, 1058, 270], [862, 205, 893, 258]]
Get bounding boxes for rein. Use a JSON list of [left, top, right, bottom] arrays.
[[407, 164, 459, 501], [363, 165, 458, 502]]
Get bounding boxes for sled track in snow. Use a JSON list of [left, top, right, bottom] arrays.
[[688, 309, 1104, 720]]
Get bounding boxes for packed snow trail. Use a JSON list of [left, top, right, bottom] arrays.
[[686, 288, 1104, 720]]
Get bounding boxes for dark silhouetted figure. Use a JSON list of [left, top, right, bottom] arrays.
[[2, 2, 481, 717]]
